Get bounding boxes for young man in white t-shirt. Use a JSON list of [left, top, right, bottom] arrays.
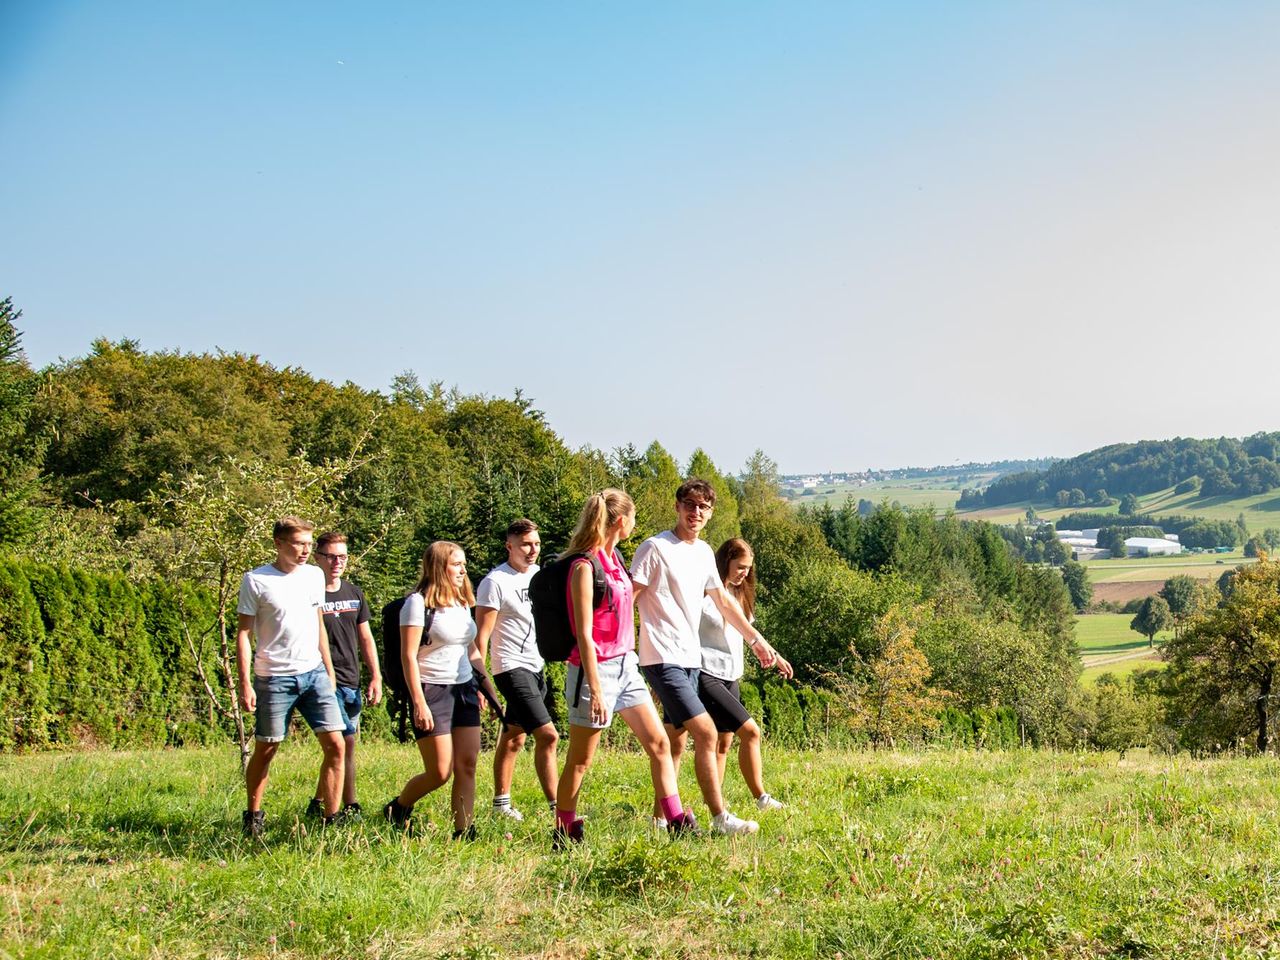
[[475, 519, 558, 821], [631, 479, 786, 836], [236, 517, 346, 838]]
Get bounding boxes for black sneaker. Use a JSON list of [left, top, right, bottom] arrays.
[[342, 802, 364, 822], [383, 797, 412, 828], [451, 824, 477, 841], [320, 808, 348, 828], [304, 797, 323, 820], [667, 811, 701, 838], [552, 818, 585, 850], [242, 809, 265, 838]]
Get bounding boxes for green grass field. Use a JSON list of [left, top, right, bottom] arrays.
[[1086, 554, 1250, 585], [789, 479, 969, 511], [5, 745, 1280, 958], [1075, 614, 1165, 687]]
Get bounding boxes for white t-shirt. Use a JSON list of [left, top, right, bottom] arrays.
[[399, 594, 476, 685], [476, 562, 542, 676], [631, 530, 723, 668], [699, 596, 747, 682], [237, 563, 326, 677]]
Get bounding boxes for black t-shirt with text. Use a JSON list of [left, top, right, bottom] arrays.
[[321, 580, 372, 688]]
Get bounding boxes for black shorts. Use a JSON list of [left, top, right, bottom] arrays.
[[412, 680, 481, 739], [698, 674, 751, 734], [641, 663, 708, 730], [494, 668, 556, 733]]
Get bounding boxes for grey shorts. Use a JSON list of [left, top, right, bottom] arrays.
[[565, 651, 650, 729]]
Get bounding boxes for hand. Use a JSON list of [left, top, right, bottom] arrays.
[[589, 687, 608, 725], [413, 700, 434, 733], [366, 676, 383, 706], [773, 653, 794, 680], [240, 684, 256, 713]]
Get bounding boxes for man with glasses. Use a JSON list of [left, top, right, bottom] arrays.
[[631, 479, 786, 836], [305, 531, 382, 820], [236, 517, 346, 837]]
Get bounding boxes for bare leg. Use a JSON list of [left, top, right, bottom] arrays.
[[530, 723, 560, 804], [450, 726, 482, 831], [315, 731, 346, 816], [654, 723, 688, 819], [735, 720, 766, 798], [493, 727, 526, 798], [683, 712, 726, 817], [245, 740, 279, 811], [619, 702, 678, 801], [716, 731, 733, 788], [312, 732, 358, 807], [398, 734, 452, 808], [555, 724, 603, 813]]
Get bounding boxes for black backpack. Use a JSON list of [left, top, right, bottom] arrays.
[[381, 596, 434, 742], [528, 550, 617, 662]]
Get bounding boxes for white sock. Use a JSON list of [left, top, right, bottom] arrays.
[[493, 794, 511, 810]]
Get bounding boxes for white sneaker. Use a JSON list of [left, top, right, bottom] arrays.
[[711, 811, 759, 836], [651, 816, 668, 830], [756, 794, 784, 812], [494, 805, 524, 822]]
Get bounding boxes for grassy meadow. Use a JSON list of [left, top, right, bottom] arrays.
[[5, 744, 1280, 958], [1075, 613, 1165, 687], [787, 478, 970, 511]]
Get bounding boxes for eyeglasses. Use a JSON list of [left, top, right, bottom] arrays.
[[679, 500, 714, 515], [315, 552, 348, 562]]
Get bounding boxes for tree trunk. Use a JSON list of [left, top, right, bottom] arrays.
[[1257, 667, 1272, 754]]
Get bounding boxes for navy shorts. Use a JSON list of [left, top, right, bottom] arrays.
[[698, 674, 751, 734], [641, 663, 708, 730], [494, 668, 555, 733], [411, 679, 481, 739]]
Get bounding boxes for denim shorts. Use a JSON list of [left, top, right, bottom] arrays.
[[335, 685, 363, 738], [566, 651, 651, 729], [254, 666, 345, 743]]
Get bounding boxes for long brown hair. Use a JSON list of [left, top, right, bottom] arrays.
[[715, 538, 755, 620], [563, 489, 634, 556], [412, 540, 476, 609]]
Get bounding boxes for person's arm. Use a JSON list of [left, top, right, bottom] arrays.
[[708, 587, 794, 679], [236, 614, 257, 712], [402, 604, 432, 731], [317, 609, 336, 687], [474, 606, 498, 673], [358, 621, 382, 705], [468, 639, 502, 716], [571, 561, 608, 725]]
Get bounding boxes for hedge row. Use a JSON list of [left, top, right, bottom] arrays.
[[0, 560, 225, 750]]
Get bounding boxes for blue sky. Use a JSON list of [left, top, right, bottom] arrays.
[[5, 2, 1280, 473]]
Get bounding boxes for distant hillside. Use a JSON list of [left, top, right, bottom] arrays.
[[965, 434, 1280, 508]]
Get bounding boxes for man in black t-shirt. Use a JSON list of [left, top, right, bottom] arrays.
[[308, 531, 382, 818]]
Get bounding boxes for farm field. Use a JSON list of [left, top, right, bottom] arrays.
[[1086, 554, 1251, 585], [4, 746, 1280, 959], [787, 478, 975, 511], [1075, 613, 1164, 686]]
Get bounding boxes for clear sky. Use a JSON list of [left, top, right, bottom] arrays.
[[4, 2, 1280, 474]]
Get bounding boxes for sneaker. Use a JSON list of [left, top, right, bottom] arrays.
[[320, 808, 348, 828], [304, 797, 323, 820], [552, 818, 585, 850], [711, 811, 759, 836], [651, 816, 668, 831], [452, 824, 478, 841], [666, 811, 701, 837], [756, 794, 785, 812], [383, 797, 412, 828], [493, 805, 525, 822], [342, 802, 364, 822], [242, 809, 265, 838]]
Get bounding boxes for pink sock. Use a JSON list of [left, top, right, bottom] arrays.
[[556, 808, 577, 829], [659, 794, 684, 822]]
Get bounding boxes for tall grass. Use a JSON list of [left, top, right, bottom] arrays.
[[2, 744, 1279, 958]]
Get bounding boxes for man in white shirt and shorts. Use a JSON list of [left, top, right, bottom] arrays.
[[236, 517, 346, 837], [475, 519, 559, 821], [631, 479, 786, 836]]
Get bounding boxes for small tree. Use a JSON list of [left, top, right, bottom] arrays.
[[1119, 493, 1140, 516], [1130, 595, 1173, 648], [1245, 536, 1266, 559], [1062, 560, 1092, 612]]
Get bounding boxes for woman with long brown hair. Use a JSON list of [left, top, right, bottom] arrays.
[[666, 537, 792, 814], [383, 541, 500, 839]]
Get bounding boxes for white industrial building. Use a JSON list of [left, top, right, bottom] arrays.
[[1124, 537, 1183, 557]]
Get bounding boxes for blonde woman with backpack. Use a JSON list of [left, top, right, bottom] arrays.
[[552, 489, 694, 846]]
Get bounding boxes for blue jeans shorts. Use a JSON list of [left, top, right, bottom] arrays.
[[254, 666, 346, 743], [335, 685, 363, 738]]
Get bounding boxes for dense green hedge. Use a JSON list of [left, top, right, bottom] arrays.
[[0, 560, 224, 750]]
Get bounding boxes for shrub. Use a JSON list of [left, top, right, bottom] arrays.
[[762, 681, 804, 747]]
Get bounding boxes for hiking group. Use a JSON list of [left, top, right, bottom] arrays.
[[235, 479, 793, 844]]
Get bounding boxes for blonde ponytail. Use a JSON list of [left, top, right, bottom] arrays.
[[563, 488, 633, 556]]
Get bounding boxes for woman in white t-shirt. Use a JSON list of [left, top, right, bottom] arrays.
[[383, 541, 500, 839], [675, 538, 792, 812]]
